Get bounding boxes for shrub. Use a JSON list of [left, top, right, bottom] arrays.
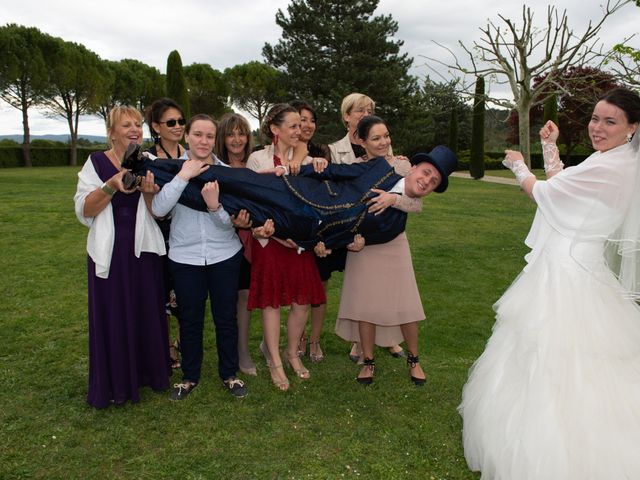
[[0, 147, 96, 167]]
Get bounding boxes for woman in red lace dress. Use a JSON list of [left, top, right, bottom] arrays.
[[245, 104, 327, 390]]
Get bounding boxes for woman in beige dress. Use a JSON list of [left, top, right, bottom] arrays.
[[329, 93, 405, 360], [334, 115, 427, 385]]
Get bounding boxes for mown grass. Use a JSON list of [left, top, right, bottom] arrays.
[[0, 166, 535, 479]]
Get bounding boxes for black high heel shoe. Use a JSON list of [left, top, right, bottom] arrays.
[[356, 357, 375, 385], [407, 353, 426, 386]]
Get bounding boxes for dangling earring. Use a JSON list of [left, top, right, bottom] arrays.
[[628, 133, 633, 143], [273, 134, 279, 146]]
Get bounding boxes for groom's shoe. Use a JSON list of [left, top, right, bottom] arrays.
[[121, 142, 144, 171]]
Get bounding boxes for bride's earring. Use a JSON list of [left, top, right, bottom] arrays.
[[628, 133, 633, 142]]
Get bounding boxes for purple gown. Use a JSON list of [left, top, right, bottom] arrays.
[[86, 152, 170, 408]]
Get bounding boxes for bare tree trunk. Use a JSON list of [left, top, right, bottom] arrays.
[[66, 111, 76, 167], [518, 107, 532, 169], [21, 96, 32, 168]]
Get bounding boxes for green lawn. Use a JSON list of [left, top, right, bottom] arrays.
[[0, 166, 536, 479]]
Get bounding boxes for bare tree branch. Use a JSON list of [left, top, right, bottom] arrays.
[[423, 0, 631, 165]]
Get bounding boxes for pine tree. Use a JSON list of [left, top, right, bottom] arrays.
[[263, 0, 416, 143], [469, 77, 485, 180], [166, 50, 190, 119], [0, 25, 56, 167]]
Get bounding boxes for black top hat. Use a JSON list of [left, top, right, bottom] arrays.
[[410, 145, 458, 193]]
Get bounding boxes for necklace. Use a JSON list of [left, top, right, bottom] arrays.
[[159, 140, 180, 159]]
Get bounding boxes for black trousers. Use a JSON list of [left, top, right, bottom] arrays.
[[169, 250, 242, 383]]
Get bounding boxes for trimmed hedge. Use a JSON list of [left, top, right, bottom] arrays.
[[0, 147, 100, 167], [0, 146, 592, 170], [459, 150, 590, 170]]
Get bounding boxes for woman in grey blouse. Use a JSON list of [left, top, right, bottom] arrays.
[[151, 114, 248, 401]]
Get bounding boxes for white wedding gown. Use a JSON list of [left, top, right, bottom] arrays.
[[460, 142, 640, 480]]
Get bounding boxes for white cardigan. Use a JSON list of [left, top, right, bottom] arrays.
[[74, 154, 166, 279]]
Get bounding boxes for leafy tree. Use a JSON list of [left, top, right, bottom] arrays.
[[184, 63, 230, 118], [166, 50, 190, 118], [41, 39, 109, 166], [94, 59, 164, 120], [0, 24, 56, 167], [605, 1, 640, 87], [537, 66, 621, 163], [470, 77, 485, 180], [262, 0, 416, 144], [401, 77, 471, 156], [431, 1, 628, 166], [224, 61, 286, 143]]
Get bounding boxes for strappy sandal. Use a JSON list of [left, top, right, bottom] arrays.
[[407, 353, 426, 386], [309, 340, 324, 363], [297, 333, 308, 357], [356, 357, 375, 385], [388, 345, 406, 358], [169, 340, 181, 369], [349, 342, 363, 363], [286, 354, 310, 379], [259, 340, 271, 367], [268, 363, 290, 391]]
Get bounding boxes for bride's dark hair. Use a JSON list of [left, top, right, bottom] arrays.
[[599, 88, 640, 125]]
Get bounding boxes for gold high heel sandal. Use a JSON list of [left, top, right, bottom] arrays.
[[268, 363, 290, 391], [259, 340, 271, 367], [297, 333, 308, 357], [309, 340, 324, 363], [286, 354, 311, 379]]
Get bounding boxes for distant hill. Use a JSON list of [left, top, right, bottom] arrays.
[[0, 134, 107, 143]]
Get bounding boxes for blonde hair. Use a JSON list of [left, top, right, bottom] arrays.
[[106, 106, 143, 147], [340, 93, 375, 125]]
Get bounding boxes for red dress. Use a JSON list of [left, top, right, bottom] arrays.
[[245, 150, 325, 309], [247, 238, 326, 309]]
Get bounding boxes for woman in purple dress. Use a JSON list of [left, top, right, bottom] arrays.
[[74, 106, 170, 408]]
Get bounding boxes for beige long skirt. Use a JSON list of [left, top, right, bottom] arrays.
[[335, 232, 425, 346]]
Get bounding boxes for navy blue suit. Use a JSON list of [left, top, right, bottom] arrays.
[[143, 157, 408, 250]]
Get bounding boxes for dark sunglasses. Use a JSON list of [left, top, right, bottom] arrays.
[[160, 118, 186, 127]]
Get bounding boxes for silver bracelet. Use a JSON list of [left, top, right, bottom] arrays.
[[100, 182, 116, 196]]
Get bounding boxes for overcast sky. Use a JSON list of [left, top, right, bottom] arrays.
[[1, 0, 638, 137]]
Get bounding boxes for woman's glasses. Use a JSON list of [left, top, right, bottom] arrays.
[[160, 118, 186, 127]]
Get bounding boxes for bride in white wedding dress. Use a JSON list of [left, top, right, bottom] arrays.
[[459, 88, 640, 480]]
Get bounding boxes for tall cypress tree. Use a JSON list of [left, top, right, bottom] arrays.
[[263, 0, 416, 143], [542, 93, 558, 125], [448, 107, 459, 155], [166, 50, 190, 119], [469, 76, 485, 180]]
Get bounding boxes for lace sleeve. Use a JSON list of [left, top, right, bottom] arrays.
[[393, 194, 422, 213], [542, 141, 564, 177]]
